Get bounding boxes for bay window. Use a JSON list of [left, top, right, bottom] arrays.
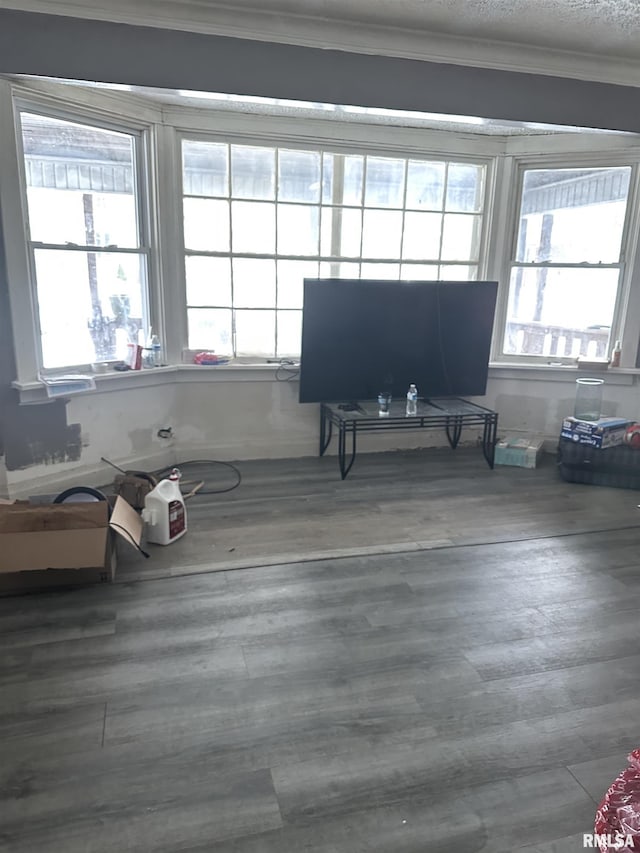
[[6, 79, 640, 391]]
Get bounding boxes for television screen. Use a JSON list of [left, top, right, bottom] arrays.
[[299, 279, 498, 403]]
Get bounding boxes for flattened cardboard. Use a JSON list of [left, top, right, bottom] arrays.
[[109, 495, 143, 549]]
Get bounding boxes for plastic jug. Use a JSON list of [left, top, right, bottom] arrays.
[[142, 469, 187, 545]]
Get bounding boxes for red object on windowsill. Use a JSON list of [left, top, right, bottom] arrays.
[[193, 352, 230, 365]]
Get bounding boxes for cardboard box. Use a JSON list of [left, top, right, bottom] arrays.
[[560, 416, 631, 449], [494, 435, 545, 469], [0, 496, 142, 588]]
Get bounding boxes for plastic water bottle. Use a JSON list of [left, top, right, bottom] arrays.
[[150, 335, 163, 367], [406, 384, 418, 416]]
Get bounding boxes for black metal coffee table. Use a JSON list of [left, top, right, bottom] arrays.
[[319, 398, 499, 479]]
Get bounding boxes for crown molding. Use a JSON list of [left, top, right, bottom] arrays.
[[2, 0, 640, 88]]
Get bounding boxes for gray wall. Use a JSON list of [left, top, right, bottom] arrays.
[[0, 9, 639, 132]]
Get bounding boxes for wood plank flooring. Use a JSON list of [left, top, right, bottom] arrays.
[[118, 448, 640, 581], [2, 451, 640, 851]]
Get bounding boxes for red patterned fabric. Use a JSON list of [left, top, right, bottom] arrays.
[[594, 751, 640, 850]]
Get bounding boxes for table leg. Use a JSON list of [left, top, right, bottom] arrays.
[[319, 406, 333, 456], [339, 422, 357, 480], [482, 414, 498, 469], [445, 416, 463, 449]]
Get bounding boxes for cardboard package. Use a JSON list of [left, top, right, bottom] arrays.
[[0, 496, 142, 591], [494, 435, 545, 469], [560, 416, 632, 449]]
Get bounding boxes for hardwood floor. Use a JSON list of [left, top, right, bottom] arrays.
[[2, 449, 640, 851], [118, 448, 640, 581]]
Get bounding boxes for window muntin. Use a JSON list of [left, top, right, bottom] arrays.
[[19, 111, 149, 369], [182, 140, 487, 358], [503, 166, 632, 361]]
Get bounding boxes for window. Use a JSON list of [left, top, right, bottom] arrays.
[[182, 140, 486, 358], [503, 166, 632, 361], [19, 111, 149, 370]]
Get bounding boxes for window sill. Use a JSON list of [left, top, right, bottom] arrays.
[[13, 359, 638, 404], [488, 362, 637, 384], [13, 362, 290, 403]]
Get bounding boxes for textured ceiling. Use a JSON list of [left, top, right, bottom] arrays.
[[187, 0, 640, 59]]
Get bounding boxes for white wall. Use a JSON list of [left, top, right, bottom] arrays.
[[6, 370, 640, 498], [483, 372, 639, 435]]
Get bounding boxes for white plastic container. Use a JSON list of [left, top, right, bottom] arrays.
[[142, 469, 187, 545]]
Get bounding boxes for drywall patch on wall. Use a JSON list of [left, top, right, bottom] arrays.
[[128, 428, 154, 455], [4, 399, 82, 470]]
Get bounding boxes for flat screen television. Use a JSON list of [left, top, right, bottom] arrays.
[[299, 278, 498, 403]]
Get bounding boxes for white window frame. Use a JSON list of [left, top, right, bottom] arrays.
[[176, 123, 497, 360], [0, 80, 161, 385], [491, 149, 640, 367]]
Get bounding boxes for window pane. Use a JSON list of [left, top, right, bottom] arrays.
[[320, 207, 362, 257], [277, 260, 319, 308], [22, 113, 139, 247], [181, 140, 487, 360], [184, 198, 230, 251], [278, 204, 319, 255], [187, 307, 233, 353], [400, 263, 439, 280], [362, 210, 402, 258], [231, 202, 275, 253], [322, 154, 363, 206], [235, 310, 275, 356], [278, 150, 320, 202], [504, 266, 618, 358], [515, 167, 631, 263], [34, 249, 147, 368], [360, 263, 399, 280], [402, 212, 442, 260], [406, 161, 445, 210], [182, 140, 228, 197], [319, 261, 360, 279], [446, 163, 485, 212], [185, 256, 232, 305], [232, 258, 276, 308], [277, 310, 302, 357], [364, 157, 405, 208], [440, 214, 481, 261], [231, 146, 275, 199], [439, 265, 478, 281]]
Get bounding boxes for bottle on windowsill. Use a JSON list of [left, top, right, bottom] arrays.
[[610, 340, 622, 369], [150, 334, 163, 367], [406, 384, 418, 416]]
